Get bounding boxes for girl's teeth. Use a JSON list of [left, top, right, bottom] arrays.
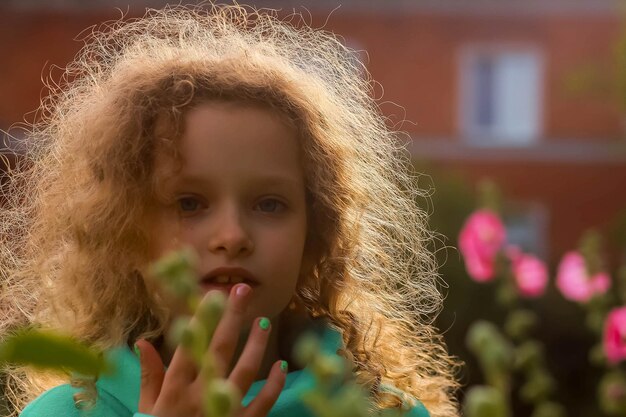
[[213, 276, 245, 284]]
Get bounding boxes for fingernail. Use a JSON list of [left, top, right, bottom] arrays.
[[133, 343, 140, 359], [280, 360, 288, 373], [258, 317, 270, 331], [235, 284, 250, 297]]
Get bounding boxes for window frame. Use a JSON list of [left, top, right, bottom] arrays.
[[458, 43, 545, 146]]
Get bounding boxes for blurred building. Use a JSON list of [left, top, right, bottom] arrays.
[[1, 0, 625, 264], [318, 0, 626, 265]]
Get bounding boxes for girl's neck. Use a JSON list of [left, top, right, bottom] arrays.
[[251, 324, 281, 378]]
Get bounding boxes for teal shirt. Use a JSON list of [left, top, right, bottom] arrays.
[[21, 330, 429, 417]]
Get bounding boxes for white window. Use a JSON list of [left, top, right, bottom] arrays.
[[460, 46, 544, 145]]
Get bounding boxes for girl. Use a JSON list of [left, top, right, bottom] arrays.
[[0, 4, 459, 417]]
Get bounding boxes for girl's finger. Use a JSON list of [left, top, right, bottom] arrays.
[[167, 289, 227, 383], [136, 339, 166, 413], [228, 316, 272, 394], [208, 283, 253, 376], [243, 360, 287, 417]]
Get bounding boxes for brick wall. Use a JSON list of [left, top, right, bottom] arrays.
[[1, 6, 625, 264]]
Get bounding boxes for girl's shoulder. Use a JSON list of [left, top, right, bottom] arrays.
[[318, 325, 430, 417], [19, 347, 141, 417], [20, 384, 80, 417], [378, 383, 430, 417], [20, 381, 134, 417], [400, 398, 430, 417]]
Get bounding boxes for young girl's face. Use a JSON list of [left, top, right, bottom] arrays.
[[150, 100, 308, 324]]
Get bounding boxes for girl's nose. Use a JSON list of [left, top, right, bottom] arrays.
[[206, 211, 254, 258]]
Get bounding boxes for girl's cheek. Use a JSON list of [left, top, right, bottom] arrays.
[[148, 211, 184, 257]]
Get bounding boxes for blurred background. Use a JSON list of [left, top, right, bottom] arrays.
[[1, 0, 626, 416]]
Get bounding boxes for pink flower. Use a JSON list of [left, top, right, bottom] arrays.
[[604, 307, 626, 364], [556, 251, 611, 302], [459, 209, 506, 282], [506, 247, 548, 297], [591, 272, 611, 294]]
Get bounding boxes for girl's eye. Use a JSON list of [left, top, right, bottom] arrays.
[[255, 198, 286, 213], [177, 196, 203, 213]]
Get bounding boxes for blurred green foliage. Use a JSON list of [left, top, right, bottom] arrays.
[[0, 249, 414, 417], [418, 161, 604, 416], [0, 330, 111, 376], [463, 386, 510, 417]]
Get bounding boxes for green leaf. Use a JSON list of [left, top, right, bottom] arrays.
[[599, 371, 626, 415], [204, 380, 240, 417], [311, 354, 346, 384], [197, 291, 226, 345], [519, 369, 554, 404], [294, 333, 321, 367], [301, 391, 330, 417], [466, 321, 514, 394], [463, 385, 510, 417], [149, 247, 199, 305], [504, 310, 537, 341], [0, 329, 111, 376], [167, 316, 191, 349], [513, 341, 543, 372], [531, 401, 566, 417], [588, 343, 606, 366], [331, 385, 370, 417], [477, 179, 502, 214]]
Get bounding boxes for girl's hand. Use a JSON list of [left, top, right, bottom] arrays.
[[135, 284, 287, 417]]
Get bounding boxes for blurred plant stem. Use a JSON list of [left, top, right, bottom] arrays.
[[478, 179, 503, 214], [1, 249, 400, 417], [462, 185, 566, 417], [464, 265, 567, 417]]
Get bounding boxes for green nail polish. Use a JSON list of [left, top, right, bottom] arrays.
[[280, 360, 288, 373], [133, 343, 140, 359], [259, 317, 270, 330]]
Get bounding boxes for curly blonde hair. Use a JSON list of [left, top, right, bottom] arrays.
[[0, 4, 459, 416]]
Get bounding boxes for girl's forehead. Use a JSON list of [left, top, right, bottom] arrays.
[[185, 99, 292, 125], [153, 100, 306, 187], [155, 97, 299, 140]]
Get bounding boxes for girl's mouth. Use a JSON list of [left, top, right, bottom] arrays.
[[209, 275, 248, 284], [200, 267, 260, 293]]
